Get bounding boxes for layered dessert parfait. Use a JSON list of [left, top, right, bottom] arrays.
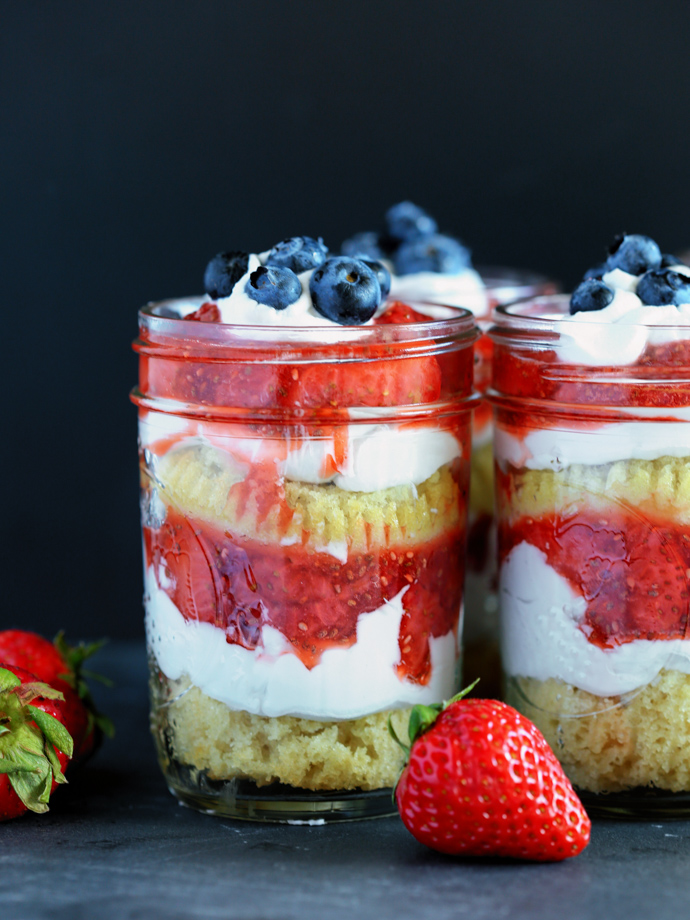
[[343, 203, 557, 694], [132, 236, 478, 821], [491, 233, 690, 812]]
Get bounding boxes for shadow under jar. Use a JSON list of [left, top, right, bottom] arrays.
[[132, 304, 478, 822], [489, 295, 690, 818]]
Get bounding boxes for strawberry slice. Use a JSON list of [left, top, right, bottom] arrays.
[[290, 354, 442, 408], [172, 361, 293, 409], [146, 506, 464, 679], [186, 301, 221, 322], [501, 508, 690, 646], [374, 301, 434, 325]]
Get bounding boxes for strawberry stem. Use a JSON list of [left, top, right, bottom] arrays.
[[387, 715, 410, 757]]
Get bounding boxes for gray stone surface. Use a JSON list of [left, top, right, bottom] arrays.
[[3, 643, 690, 920]]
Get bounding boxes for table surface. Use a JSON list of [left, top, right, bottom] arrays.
[[4, 642, 690, 920]]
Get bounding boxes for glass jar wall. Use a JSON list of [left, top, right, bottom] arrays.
[[490, 295, 690, 817], [132, 303, 478, 822]]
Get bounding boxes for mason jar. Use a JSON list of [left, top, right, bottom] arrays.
[[490, 294, 690, 817], [132, 302, 478, 822], [464, 268, 559, 696]]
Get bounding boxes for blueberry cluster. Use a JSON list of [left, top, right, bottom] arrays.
[[341, 202, 472, 276], [203, 236, 392, 324], [570, 234, 690, 314]]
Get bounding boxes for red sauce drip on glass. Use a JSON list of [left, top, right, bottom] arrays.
[[144, 507, 465, 684], [500, 506, 690, 647]]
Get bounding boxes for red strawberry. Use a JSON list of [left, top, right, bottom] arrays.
[[498, 508, 690, 647], [0, 664, 74, 821], [187, 301, 221, 322], [0, 631, 114, 765], [172, 360, 293, 410], [374, 301, 435, 325], [290, 354, 442, 408], [391, 689, 591, 861]]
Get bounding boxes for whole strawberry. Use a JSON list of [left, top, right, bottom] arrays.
[[0, 664, 74, 820], [0, 631, 114, 765], [390, 688, 591, 861]]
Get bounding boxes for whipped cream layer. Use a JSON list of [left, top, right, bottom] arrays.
[[552, 265, 690, 366], [145, 567, 459, 720], [390, 267, 488, 317], [495, 418, 690, 471], [139, 410, 462, 493], [500, 541, 690, 698]]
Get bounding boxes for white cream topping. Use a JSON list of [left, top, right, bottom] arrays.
[[500, 541, 690, 698], [176, 253, 382, 329], [139, 411, 462, 494], [390, 267, 488, 316], [555, 263, 690, 366], [145, 567, 459, 720], [214, 255, 340, 327], [495, 419, 690, 471]]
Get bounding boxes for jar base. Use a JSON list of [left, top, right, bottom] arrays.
[[577, 786, 690, 820], [162, 757, 397, 823]]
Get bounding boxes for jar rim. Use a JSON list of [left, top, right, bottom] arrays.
[[477, 266, 556, 300], [136, 298, 479, 360], [493, 293, 690, 333]]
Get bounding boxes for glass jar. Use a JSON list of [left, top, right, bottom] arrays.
[[464, 268, 559, 696], [490, 294, 690, 817], [132, 303, 478, 822]]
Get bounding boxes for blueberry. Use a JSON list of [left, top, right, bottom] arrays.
[[583, 263, 607, 281], [661, 253, 684, 268], [394, 233, 471, 275], [605, 234, 662, 275], [636, 269, 690, 306], [385, 202, 438, 242], [361, 259, 391, 299], [309, 258, 381, 325], [341, 232, 386, 261], [245, 265, 302, 310], [569, 279, 615, 315], [265, 236, 329, 274], [203, 251, 250, 299]]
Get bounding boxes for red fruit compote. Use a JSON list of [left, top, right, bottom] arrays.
[[490, 248, 690, 816], [132, 243, 478, 821]]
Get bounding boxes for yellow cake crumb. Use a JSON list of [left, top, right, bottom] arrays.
[[151, 673, 409, 791], [500, 456, 690, 525], [506, 670, 690, 793], [153, 440, 464, 553]]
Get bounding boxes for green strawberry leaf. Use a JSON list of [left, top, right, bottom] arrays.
[[15, 681, 65, 705], [0, 722, 45, 773], [442, 679, 480, 709], [9, 755, 52, 812], [26, 706, 73, 758], [407, 704, 443, 745], [93, 712, 115, 738], [387, 715, 410, 757], [53, 633, 115, 741], [80, 668, 114, 689], [43, 742, 68, 784], [405, 679, 482, 746], [0, 668, 21, 692]]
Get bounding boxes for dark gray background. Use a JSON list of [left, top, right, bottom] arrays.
[[3, 0, 689, 640]]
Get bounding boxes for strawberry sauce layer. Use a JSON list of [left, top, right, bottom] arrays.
[[499, 502, 690, 648], [493, 341, 690, 410], [144, 507, 465, 684], [136, 301, 475, 413]]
